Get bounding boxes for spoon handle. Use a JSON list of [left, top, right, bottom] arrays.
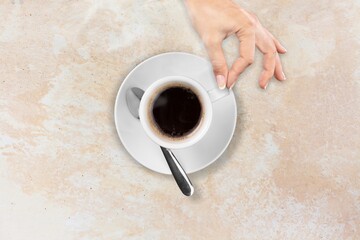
[[160, 147, 194, 196]]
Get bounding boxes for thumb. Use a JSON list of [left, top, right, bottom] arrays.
[[204, 39, 228, 89]]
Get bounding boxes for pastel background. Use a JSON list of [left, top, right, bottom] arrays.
[[1, 0, 359, 239]]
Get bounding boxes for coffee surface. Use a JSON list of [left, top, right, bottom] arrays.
[[151, 86, 202, 138]]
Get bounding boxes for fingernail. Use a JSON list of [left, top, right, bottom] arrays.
[[216, 75, 226, 90], [283, 47, 287, 53], [282, 72, 286, 80], [229, 82, 235, 90], [264, 82, 269, 90]]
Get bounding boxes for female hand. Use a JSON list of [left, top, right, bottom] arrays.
[[184, 0, 287, 89]]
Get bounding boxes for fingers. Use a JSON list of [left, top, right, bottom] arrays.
[[259, 51, 276, 89], [274, 53, 286, 81], [227, 31, 255, 89], [203, 27, 286, 90], [273, 38, 287, 54], [265, 29, 287, 54], [256, 27, 287, 89], [203, 38, 228, 89], [268, 30, 287, 81]]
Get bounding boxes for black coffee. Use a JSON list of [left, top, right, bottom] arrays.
[[151, 86, 202, 138]]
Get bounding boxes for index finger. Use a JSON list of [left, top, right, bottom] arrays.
[[203, 37, 229, 89], [227, 31, 255, 88]]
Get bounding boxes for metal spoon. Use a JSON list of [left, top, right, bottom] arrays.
[[126, 87, 194, 196]]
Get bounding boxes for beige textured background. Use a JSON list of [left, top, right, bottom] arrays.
[[1, 0, 360, 239]]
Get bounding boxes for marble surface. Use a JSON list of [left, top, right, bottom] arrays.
[[1, 0, 360, 239]]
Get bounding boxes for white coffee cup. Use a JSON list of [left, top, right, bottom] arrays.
[[139, 76, 229, 149]]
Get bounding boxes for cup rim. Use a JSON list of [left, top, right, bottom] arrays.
[[139, 75, 213, 149]]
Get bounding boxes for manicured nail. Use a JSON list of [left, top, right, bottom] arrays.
[[264, 82, 269, 90], [229, 82, 235, 90], [216, 75, 226, 90], [282, 72, 286, 80]]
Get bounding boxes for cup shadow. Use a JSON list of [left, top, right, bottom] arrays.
[[188, 91, 245, 200]]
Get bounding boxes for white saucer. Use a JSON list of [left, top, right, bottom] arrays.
[[114, 52, 237, 174]]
